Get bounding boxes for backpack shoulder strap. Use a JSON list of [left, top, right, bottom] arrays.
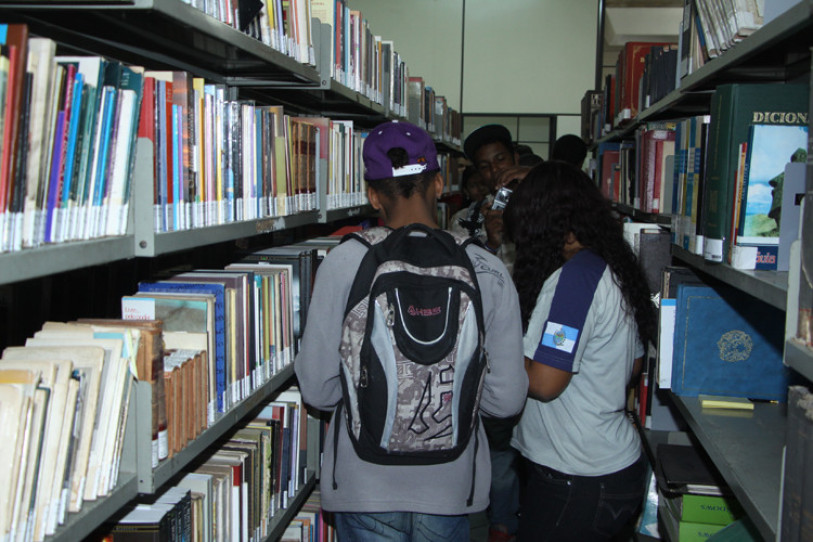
[[340, 226, 392, 249]]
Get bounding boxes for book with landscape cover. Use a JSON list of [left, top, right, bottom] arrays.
[[137, 280, 228, 414], [729, 123, 807, 270], [701, 82, 808, 263]]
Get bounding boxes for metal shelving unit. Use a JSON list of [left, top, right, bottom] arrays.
[[137, 364, 295, 493], [0, 235, 134, 285], [0, 0, 321, 86], [785, 339, 813, 383], [594, 4, 813, 540], [671, 397, 786, 542], [613, 203, 673, 226], [671, 246, 789, 311]]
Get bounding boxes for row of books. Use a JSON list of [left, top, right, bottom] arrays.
[[122, 238, 338, 421], [103, 387, 314, 542], [406, 76, 462, 146], [283, 488, 335, 542], [186, 0, 315, 67], [309, 1, 463, 144], [0, 25, 379, 253], [684, 0, 764, 73], [0, 320, 141, 542], [0, 22, 464, 255], [595, 80, 808, 272], [655, 443, 748, 542], [0, 26, 144, 252], [586, 0, 770, 141], [126, 67, 366, 232], [0, 234, 342, 542], [613, 41, 675, 128]]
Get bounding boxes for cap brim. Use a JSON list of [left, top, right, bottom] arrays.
[[463, 124, 512, 160]]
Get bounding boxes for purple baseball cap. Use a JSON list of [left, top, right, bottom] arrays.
[[363, 120, 439, 181]]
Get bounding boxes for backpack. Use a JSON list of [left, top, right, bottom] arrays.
[[337, 223, 488, 466]]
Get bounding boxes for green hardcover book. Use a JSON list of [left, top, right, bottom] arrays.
[[700, 82, 808, 263], [666, 492, 742, 525], [660, 497, 729, 542]]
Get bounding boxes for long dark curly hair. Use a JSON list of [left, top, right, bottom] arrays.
[[504, 161, 657, 346]]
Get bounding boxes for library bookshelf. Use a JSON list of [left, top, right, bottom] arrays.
[[0, 1, 462, 540], [593, 2, 813, 540]]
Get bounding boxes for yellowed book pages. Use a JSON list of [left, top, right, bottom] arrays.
[[14, 386, 48, 542], [0, 354, 72, 541], [19, 343, 105, 511], [0, 370, 39, 540], [29, 331, 129, 500]]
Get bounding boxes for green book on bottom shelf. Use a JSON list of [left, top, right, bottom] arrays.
[[664, 491, 742, 525], [659, 498, 728, 542]]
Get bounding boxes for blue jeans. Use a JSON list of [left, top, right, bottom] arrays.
[[517, 454, 646, 542], [483, 416, 521, 534], [333, 511, 470, 542], [489, 446, 520, 533]]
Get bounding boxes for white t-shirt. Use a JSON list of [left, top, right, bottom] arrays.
[[512, 249, 643, 476]]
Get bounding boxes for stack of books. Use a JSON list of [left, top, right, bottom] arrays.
[[656, 443, 742, 541]]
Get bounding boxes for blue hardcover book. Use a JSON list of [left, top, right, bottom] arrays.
[[87, 86, 117, 238], [60, 72, 85, 228], [44, 111, 66, 244], [671, 283, 789, 401], [139, 280, 228, 413]]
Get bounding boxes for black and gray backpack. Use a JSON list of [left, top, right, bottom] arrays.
[[337, 224, 488, 468]]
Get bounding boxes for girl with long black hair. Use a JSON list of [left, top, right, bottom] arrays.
[[503, 161, 657, 542]]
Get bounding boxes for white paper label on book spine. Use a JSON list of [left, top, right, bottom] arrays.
[[154, 204, 161, 233], [208, 401, 215, 426], [704, 238, 724, 262], [694, 235, 705, 257], [152, 438, 159, 468], [158, 429, 168, 463], [1, 213, 10, 251]]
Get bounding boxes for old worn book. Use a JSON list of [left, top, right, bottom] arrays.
[[0, 353, 74, 539], [25, 332, 128, 503]]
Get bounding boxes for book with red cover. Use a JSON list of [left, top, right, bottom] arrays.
[[615, 41, 672, 126], [0, 24, 29, 220]]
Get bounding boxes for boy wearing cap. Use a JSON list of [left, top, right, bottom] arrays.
[[463, 125, 530, 260], [463, 124, 533, 542], [294, 120, 527, 541]]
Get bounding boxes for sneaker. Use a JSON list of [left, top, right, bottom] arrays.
[[487, 526, 516, 542]]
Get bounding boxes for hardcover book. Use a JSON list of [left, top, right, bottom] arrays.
[[671, 283, 788, 401], [701, 82, 808, 263], [729, 123, 807, 270]]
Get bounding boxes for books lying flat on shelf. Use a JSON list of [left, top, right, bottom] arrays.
[[670, 282, 788, 401]]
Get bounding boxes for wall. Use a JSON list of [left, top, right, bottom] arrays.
[[351, 0, 597, 133], [462, 0, 596, 117], [348, 0, 465, 110]]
